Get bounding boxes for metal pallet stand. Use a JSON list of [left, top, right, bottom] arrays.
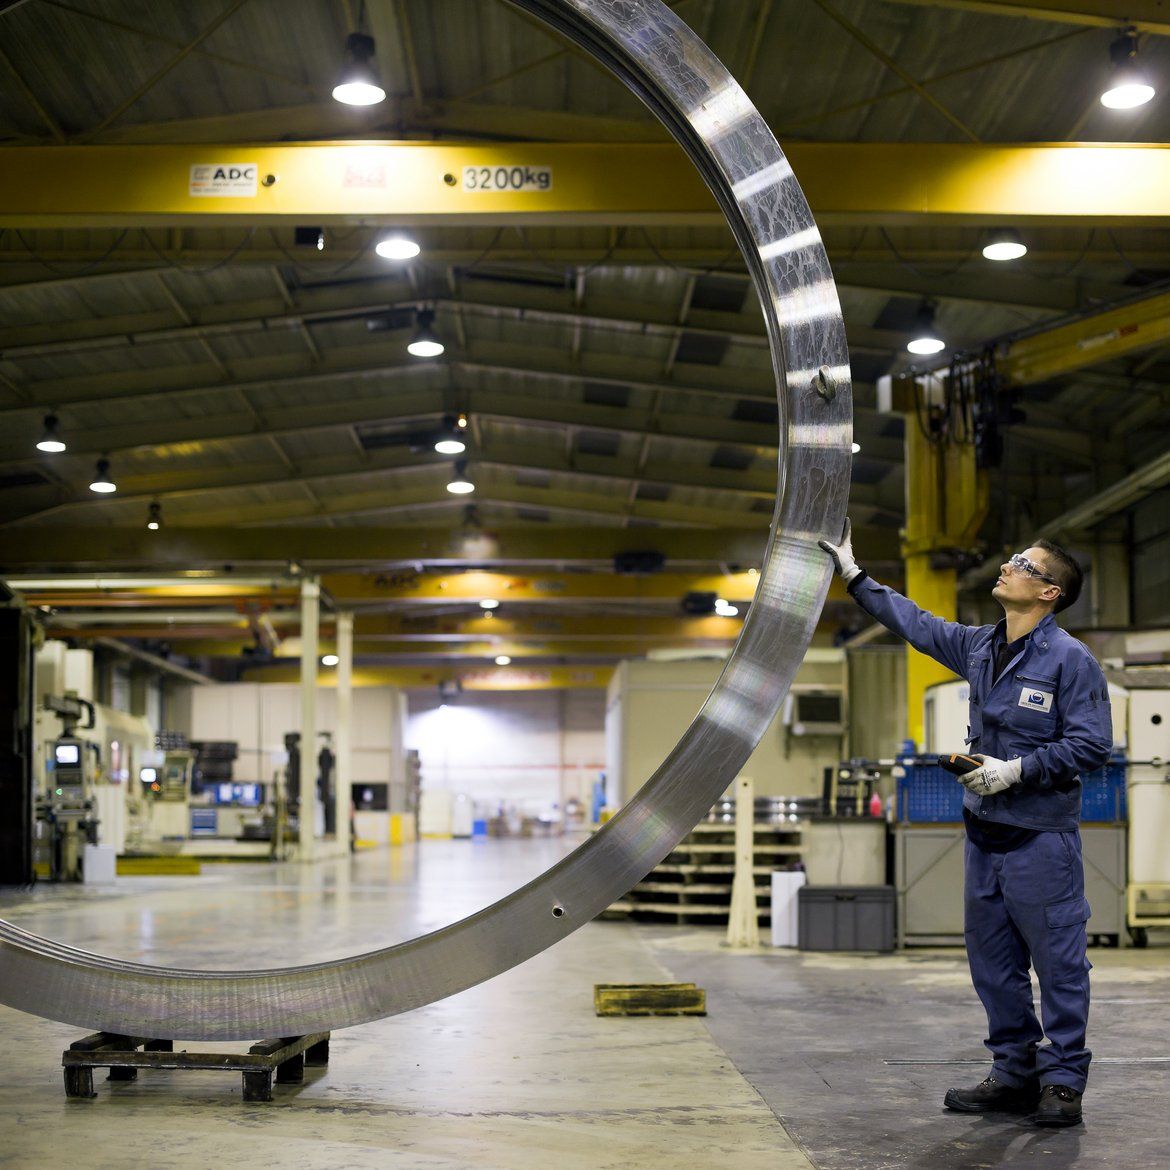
[[62, 1031, 330, 1102]]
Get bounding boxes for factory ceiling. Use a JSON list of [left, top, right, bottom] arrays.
[[0, 0, 1167, 679]]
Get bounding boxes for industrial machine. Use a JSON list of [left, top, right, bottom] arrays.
[[283, 730, 335, 835], [35, 695, 99, 882], [1123, 686, 1170, 945], [138, 750, 195, 840]]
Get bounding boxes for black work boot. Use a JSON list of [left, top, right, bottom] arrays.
[[1035, 1084, 1083, 1127], [944, 1075, 1041, 1114]]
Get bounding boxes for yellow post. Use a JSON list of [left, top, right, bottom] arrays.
[[903, 554, 958, 750], [898, 380, 989, 749]]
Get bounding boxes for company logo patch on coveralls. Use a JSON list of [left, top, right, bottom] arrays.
[[1018, 687, 1054, 713]]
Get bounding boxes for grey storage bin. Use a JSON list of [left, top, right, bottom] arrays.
[[798, 885, 896, 952]]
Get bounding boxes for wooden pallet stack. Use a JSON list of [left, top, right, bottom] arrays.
[[606, 819, 803, 925]]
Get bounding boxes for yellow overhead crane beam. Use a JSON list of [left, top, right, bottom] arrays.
[[317, 569, 852, 605], [1, 142, 1168, 228], [1002, 288, 1170, 385], [885, 0, 1170, 36], [148, 639, 727, 660], [240, 663, 613, 690], [0, 527, 782, 571], [49, 612, 751, 644]]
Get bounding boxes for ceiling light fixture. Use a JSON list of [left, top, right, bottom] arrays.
[[479, 598, 500, 610], [146, 500, 162, 530], [434, 414, 467, 455], [332, 32, 386, 106], [321, 654, 340, 667], [906, 301, 946, 356], [494, 655, 512, 666], [89, 457, 117, 494], [982, 228, 1027, 262], [408, 309, 445, 359], [714, 598, 739, 617], [374, 234, 421, 261], [35, 413, 66, 453], [1101, 27, 1155, 109], [851, 442, 861, 454], [447, 459, 475, 495]]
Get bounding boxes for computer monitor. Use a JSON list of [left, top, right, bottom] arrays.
[[55, 743, 81, 766]]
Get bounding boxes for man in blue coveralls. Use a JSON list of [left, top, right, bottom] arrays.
[[819, 522, 1112, 1127]]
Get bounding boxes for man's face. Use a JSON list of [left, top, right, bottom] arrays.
[[991, 545, 1062, 609]]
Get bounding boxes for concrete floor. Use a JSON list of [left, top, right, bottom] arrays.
[[1, 837, 1168, 1170]]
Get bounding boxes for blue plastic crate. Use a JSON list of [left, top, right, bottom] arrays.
[[1080, 763, 1127, 822], [898, 758, 1128, 824], [897, 762, 964, 823]]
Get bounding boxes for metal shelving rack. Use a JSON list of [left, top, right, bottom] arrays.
[[607, 820, 803, 924]]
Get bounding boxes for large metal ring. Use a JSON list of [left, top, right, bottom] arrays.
[[0, 0, 851, 1040]]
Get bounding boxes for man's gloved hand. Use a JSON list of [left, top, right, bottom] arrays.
[[959, 755, 1023, 796], [818, 518, 862, 584]]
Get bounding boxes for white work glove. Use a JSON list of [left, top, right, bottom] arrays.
[[959, 755, 1023, 796], [818, 518, 862, 584]]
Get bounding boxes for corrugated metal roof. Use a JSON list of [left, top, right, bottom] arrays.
[[0, 0, 1165, 575]]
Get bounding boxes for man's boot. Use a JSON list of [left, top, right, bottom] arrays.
[[944, 1075, 1040, 1114], [1035, 1084, 1082, 1126]]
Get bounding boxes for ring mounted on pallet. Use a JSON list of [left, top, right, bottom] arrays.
[[0, 0, 852, 1041]]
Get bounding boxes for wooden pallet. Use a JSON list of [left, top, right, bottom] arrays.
[[594, 983, 706, 1016], [61, 1031, 330, 1102]]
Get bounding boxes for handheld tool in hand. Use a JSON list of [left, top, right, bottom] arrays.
[[938, 753, 982, 776]]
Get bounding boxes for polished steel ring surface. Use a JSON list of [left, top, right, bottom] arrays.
[[0, 0, 852, 1040]]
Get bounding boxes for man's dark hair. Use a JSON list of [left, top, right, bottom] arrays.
[[1034, 539, 1082, 614]]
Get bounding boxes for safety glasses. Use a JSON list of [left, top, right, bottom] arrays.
[[1007, 553, 1061, 591]]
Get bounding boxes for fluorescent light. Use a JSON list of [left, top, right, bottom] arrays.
[[375, 235, 421, 260], [321, 654, 340, 666], [332, 33, 386, 106]]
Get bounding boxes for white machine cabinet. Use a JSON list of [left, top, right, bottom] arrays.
[[1126, 688, 1170, 942]]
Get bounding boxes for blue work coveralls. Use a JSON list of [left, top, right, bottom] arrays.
[[849, 575, 1113, 1092]]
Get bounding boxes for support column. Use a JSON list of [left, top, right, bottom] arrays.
[[299, 576, 320, 860], [897, 379, 989, 749], [726, 774, 760, 948], [335, 610, 353, 854]]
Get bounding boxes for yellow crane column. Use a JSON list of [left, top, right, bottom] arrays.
[[896, 378, 989, 749]]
